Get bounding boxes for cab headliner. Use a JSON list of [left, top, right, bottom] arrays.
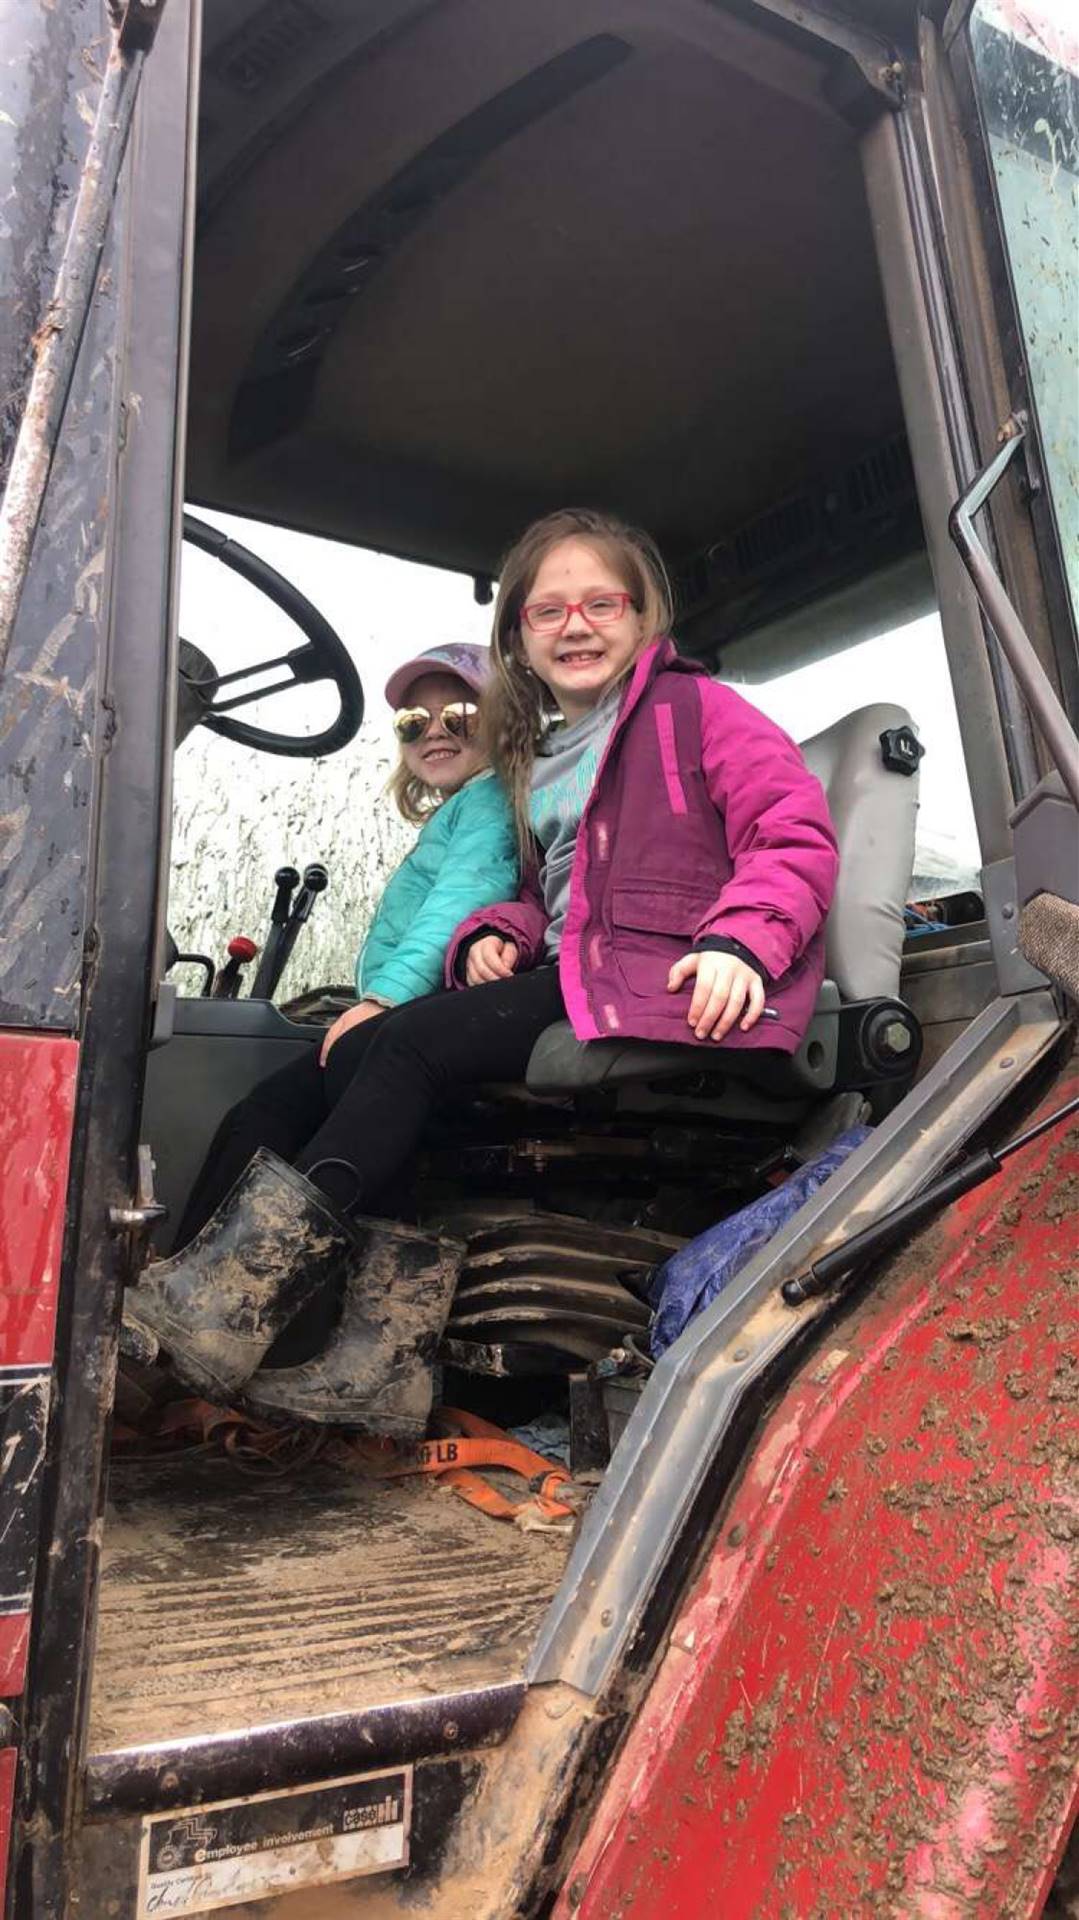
[[187, 0, 914, 585]]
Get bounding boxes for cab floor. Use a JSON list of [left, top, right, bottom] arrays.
[[88, 1452, 570, 1754]]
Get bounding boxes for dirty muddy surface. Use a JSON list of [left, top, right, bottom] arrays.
[[553, 1096, 1079, 1919], [89, 1453, 568, 1752]]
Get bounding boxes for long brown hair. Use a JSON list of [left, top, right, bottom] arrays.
[[484, 508, 672, 852]]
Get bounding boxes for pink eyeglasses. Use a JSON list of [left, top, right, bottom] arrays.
[[521, 592, 635, 636]]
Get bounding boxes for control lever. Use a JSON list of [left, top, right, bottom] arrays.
[[272, 863, 329, 988], [213, 935, 259, 999], [253, 860, 326, 998], [251, 865, 299, 999]]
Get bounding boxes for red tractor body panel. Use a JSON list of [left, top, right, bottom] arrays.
[[0, 1033, 79, 1904], [0, 1033, 78, 1377], [0, 1031, 79, 1700], [557, 1064, 1079, 1919]]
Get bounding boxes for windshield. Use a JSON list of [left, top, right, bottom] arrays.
[[170, 513, 490, 1000]]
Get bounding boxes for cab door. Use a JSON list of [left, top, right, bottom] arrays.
[[923, 0, 1078, 723], [0, 2, 199, 1912]]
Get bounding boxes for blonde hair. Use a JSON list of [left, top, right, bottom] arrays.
[[386, 756, 442, 827], [484, 508, 672, 853]]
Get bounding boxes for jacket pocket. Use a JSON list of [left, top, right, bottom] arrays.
[[610, 881, 715, 997]]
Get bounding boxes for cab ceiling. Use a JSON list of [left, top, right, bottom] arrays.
[[187, 0, 908, 578]]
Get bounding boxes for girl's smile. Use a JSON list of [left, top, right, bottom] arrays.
[[521, 539, 645, 722], [398, 670, 484, 793]]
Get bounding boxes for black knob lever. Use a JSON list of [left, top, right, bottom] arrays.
[[270, 865, 300, 925], [291, 863, 329, 926], [272, 863, 330, 989], [251, 864, 301, 1000]]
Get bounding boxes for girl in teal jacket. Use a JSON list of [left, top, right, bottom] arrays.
[[161, 644, 516, 1249], [318, 643, 517, 1063]]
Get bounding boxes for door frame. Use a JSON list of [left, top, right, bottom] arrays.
[[11, 3, 200, 1910], [928, 2, 1079, 724]]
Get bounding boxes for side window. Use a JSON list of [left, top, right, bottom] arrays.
[[968, 0, 1079, 623], [718, 561, 982, 903]]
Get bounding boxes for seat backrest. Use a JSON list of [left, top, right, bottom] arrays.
[[799, 702, 919, 1001]]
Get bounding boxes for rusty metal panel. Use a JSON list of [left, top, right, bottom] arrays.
[[0, 0, 102, 479], [555, 1061, 1079, 1918], [0, 0, 137, 1032], [0, 202, 129, 1031]]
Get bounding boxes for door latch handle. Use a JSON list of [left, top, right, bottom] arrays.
[[949, 413, 1079, 810], [108, 1203, 168, 1231], [108, 1143, 168, 1233]]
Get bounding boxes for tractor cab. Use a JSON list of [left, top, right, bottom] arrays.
[[83, 0, 1064, 1801], [0, 0, 1075, 1913]]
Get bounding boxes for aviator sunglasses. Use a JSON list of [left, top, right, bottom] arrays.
[[392, 699, 479, 745]]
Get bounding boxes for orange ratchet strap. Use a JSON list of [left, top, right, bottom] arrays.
[[114, 1397, 326, 1475], [327, 1407, 575, 1524], [114, 1397, 574, 1518]]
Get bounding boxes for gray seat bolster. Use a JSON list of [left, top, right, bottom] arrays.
[[800, 701, 919, 1002], [525, 982, 841, 1096]]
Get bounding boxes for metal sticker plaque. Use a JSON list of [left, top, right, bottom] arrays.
[[136, 1766, 412, 1915]]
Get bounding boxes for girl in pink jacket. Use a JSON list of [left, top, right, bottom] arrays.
[[448, 507, 839, 1058]]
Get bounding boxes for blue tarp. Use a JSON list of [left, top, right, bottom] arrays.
[[648, 1125, 871, 1357]]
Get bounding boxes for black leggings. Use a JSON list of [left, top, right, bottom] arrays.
[[176, 967, 567, 1244]]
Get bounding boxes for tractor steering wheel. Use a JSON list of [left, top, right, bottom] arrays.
[[179, 512, 364, 757]]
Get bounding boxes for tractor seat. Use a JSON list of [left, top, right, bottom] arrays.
[[526, 703, 924, 1102]]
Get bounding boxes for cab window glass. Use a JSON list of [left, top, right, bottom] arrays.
[[969, 0, 1079, 621], [718, 559, 982, 899]]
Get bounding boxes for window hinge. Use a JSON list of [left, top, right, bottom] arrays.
[[108, 1143, 168, 1234]]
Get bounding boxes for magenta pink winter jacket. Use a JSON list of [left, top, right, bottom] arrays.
[[445, 639, 839, 1055]]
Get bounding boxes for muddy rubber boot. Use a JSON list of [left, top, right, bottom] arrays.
[[121, 1149, 360, 1403], [243, 1218, 464, 1439]]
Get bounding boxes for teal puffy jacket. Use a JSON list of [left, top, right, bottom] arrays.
[[356, 772, 518, 1007]]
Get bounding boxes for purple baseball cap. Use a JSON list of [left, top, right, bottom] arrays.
[[384, 643, 492, 709]]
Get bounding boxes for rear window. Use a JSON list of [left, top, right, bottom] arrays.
[[716, 559, 982, 900]]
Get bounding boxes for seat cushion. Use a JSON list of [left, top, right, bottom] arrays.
[[526, 983, 841, 1096]]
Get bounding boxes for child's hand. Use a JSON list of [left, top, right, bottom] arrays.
[[320, 999, 384, 1066], [667, 951, 765, 1042], [465, 935, 519, 986]]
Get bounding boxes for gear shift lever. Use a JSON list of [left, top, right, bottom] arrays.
[[251, 865, 300, 999]]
